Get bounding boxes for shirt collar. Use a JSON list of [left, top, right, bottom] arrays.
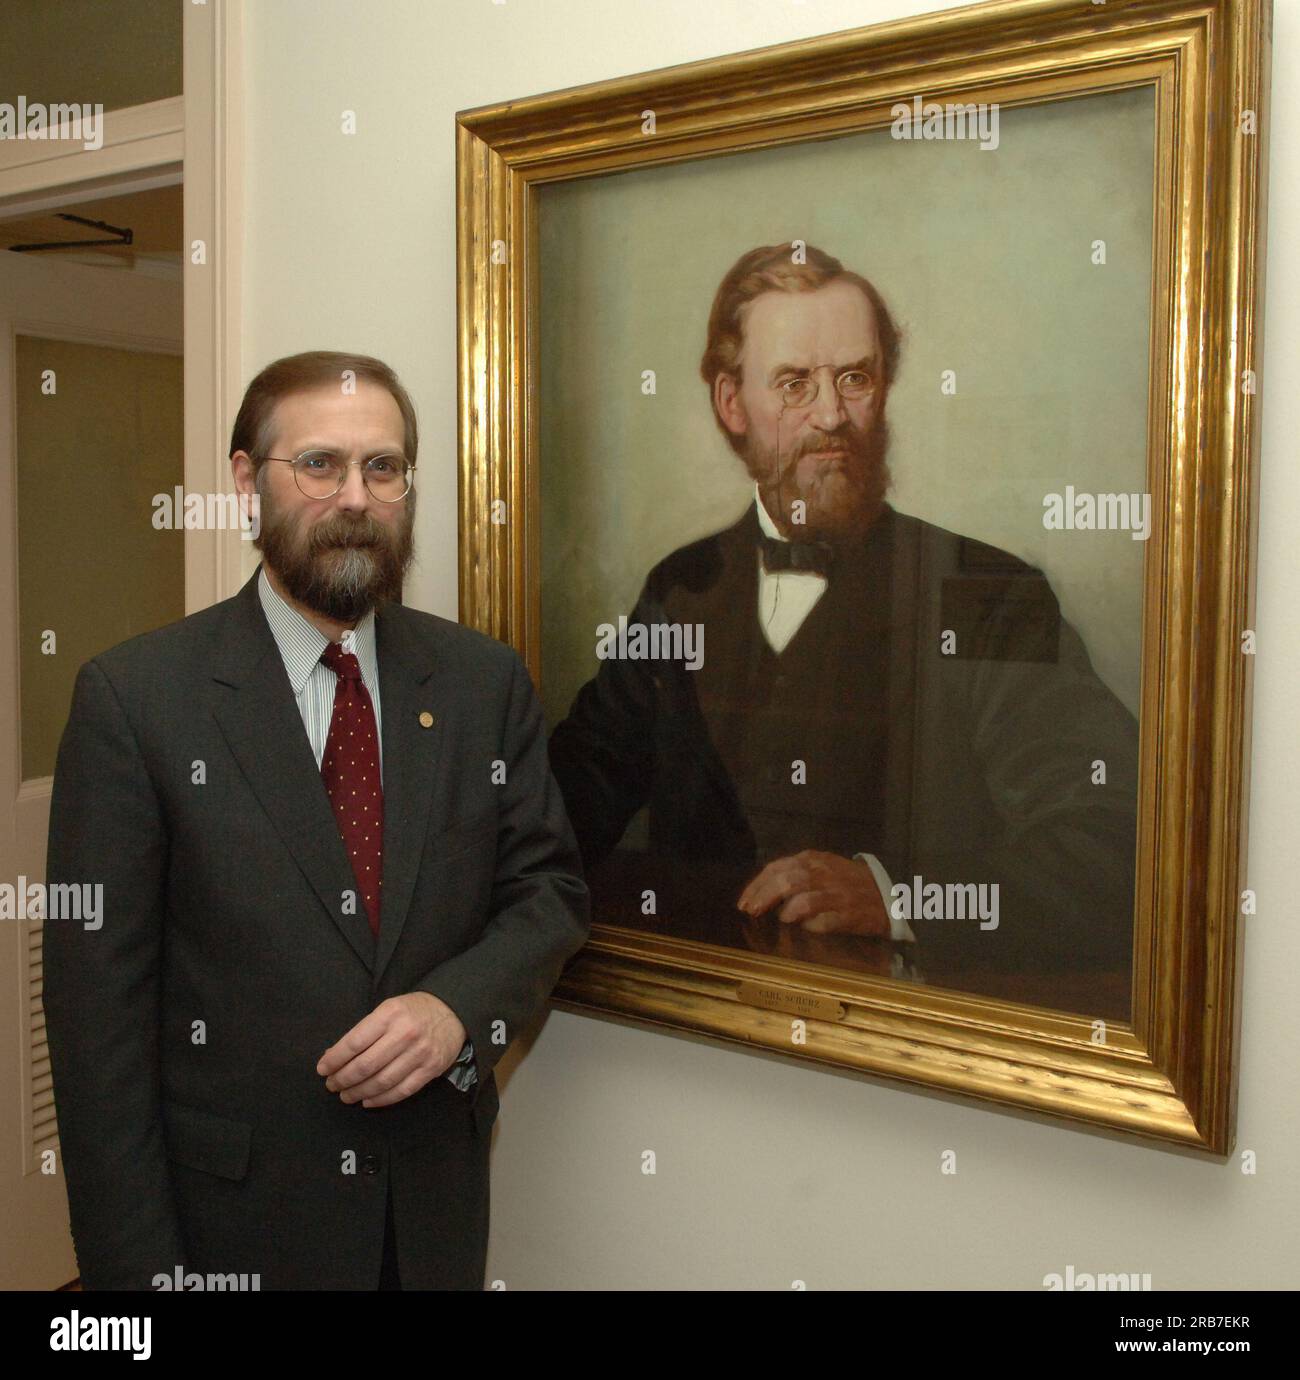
[[755, 482, 786, 541], [257, 565, 378, 694]]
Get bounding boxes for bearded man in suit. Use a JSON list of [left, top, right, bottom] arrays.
[[547, 243, 1138, 1003], [44, 351, 589, 1290]]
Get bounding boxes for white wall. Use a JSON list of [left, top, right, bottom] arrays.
[[243, 0, 1300, 1289]]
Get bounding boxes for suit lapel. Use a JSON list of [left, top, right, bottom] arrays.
[[369, 602, 448, 986], [669, 507, 758, 811], [210, 568, 378, 971]]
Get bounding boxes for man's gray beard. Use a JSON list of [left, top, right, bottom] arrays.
[[743, 414, 892, 540], [317, 546, 384, 614], [252, 476, 415, 622]]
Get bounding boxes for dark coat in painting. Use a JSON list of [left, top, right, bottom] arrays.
[[548, 502, 1138, 981]]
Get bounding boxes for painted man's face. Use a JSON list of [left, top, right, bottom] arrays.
[[714, 278, 891, 539]]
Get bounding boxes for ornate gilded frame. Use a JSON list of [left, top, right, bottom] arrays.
[[455, 0, 1271, 1152]]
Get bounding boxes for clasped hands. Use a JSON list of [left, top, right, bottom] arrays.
[[317, 992, 466, 1109], [314, 856, 881, 1110], [737, 850, 890, 937]]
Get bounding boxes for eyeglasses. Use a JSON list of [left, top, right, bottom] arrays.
[[259, 449, 415, 501], [774, 364, 878, 409]]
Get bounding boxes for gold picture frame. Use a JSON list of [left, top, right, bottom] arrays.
[[455, 0, 1271, 1152]]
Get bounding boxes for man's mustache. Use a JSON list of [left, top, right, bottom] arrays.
[[308, 518, 385, 550], [783, 426, 872, 463]]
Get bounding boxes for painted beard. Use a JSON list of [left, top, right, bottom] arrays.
[[743, 410, 892, 540], [253, 476, 416, 622]]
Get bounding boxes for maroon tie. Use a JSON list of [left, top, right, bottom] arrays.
[[320, 642, 384, 937]]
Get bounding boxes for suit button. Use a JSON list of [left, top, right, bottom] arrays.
[[360, 1154, 381, 1175]]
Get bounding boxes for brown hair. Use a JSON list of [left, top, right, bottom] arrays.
[[699, 243, 902, 453], [229, 351, 418, 472]]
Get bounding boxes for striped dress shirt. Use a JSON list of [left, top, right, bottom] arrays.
[[257, 567, 477, 1090]]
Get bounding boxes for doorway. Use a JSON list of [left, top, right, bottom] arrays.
[[0, 0, 242, 1290]]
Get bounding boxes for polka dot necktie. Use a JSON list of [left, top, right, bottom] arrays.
[[320, 641, 384, 937]]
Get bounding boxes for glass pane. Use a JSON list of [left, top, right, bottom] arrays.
[[17, 335, 184, 780], [538, 86, 1152, 1022], [0, 0, 181, 115]]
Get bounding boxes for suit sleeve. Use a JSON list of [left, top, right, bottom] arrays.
[[906, 576, 1139, 972], [546, 581, 662, 869], [43, 659, 188, 1290], [415, 650, 591, 1084]]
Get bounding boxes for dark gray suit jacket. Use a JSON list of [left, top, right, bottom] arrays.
[[43, 565, 590, 1290]]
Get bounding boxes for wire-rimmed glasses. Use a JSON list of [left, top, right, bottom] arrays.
[[260, 449, 415, 501]]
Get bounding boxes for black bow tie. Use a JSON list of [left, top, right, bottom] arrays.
[[758, 532, 835, 577]]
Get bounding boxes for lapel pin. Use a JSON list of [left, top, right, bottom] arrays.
[[419, 711, 435, 728]]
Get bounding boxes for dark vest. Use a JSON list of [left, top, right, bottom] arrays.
[[650, 505, 912, 873]]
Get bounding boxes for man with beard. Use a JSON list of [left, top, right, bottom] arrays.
[[43, 351, 589, 1289], [547, 244, 1138, 1005]]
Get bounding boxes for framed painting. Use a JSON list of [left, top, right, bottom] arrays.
[[455, 0, 1271, 1151]]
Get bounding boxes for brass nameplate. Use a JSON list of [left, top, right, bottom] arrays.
[[737, 982, 845, 1021]]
